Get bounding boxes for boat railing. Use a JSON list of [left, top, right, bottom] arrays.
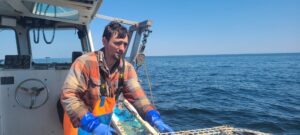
[[31, 62, 71, 70]]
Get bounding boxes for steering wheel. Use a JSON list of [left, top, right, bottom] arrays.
[[15, 78, 49, 109]]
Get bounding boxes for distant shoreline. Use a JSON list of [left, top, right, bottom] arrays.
[[18, 52, 300, 60]]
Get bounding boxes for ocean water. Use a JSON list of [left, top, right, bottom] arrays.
[[137, 53, 300, 134]]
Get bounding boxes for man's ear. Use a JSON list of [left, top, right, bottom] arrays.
[[102, 37, 108, 46]]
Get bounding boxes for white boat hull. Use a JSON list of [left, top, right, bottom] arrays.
[[0, 69, 68, 135]]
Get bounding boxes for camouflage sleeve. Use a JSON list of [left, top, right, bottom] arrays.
[[60, 57, 89, 127], [122, 62, 156, 119]]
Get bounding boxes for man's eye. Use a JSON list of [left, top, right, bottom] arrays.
[[115, 42, 122, 46], [115, 42, 128, 47]]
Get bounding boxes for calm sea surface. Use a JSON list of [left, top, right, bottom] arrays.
[[137, 53, 300, 134]]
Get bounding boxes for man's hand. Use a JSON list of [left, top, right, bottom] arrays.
[[80, 112, 116, 135], [93, 123, 116, 135], [145, 110, 174, 133]]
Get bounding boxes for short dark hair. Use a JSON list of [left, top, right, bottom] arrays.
[[102, 21, 128, 41]]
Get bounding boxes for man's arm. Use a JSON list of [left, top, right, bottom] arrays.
[[122, 61, 173, 133], [60, 58, 89, 127], [122, 62, 156, 118]]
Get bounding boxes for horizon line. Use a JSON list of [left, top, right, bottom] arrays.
[[144, 52, 300, 57]]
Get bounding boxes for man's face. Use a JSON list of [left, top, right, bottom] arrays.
[[103, 33, 128, 61]]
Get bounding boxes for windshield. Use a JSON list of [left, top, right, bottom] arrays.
[[29, 28, 82, 64], [0, 28, 18, 65]]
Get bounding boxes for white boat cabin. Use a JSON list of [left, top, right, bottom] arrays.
[[0, 0, 152, 135]]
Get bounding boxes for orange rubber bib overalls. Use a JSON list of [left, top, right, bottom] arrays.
[[63, 97, 116, 135], [63, 59, 124, 135]]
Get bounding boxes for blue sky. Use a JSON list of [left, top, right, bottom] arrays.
[[91, 0, 300, 56], [1, 0, 299, 59]]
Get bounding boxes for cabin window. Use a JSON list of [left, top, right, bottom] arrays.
[[0, 28, 18, 65], [30, 2, 79, 21], [29, 28, 82, 64]]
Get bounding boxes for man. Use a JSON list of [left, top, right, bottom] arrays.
[[60, 22, 173, 135]]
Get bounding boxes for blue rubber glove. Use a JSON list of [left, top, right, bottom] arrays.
[[80, 112, 116, 135], [145, 110, 174, 133], [93, 123, 116, 135]]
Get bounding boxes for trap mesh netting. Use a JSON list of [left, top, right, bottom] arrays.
[[112, 99, 270, 135]]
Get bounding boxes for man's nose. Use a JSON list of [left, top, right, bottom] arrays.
[[119, 44, 126, 52]]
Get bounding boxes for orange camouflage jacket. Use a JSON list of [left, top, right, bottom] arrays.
[[60, 50, 155, 127]]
